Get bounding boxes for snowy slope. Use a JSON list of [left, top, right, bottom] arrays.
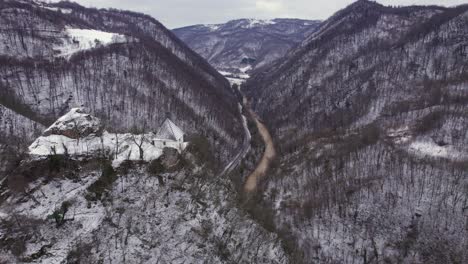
[[55, 29, 127, 58], [244, 1, 468, 263], [0, 2, 284, 264]]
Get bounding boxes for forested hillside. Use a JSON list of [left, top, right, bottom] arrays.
[[244, 1, 468, 262], [0, 1, 289, 263], [0, 0, 244, 172]]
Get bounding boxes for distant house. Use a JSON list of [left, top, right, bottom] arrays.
[[155, 119, 187, 152]]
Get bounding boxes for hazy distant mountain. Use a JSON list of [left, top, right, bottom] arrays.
[[244, 0, 468, 262], [174, 18, 321, 78]]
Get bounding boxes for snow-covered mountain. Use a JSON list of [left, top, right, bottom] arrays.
[[173, 18, 321, 79], [2, 0, 468, 263], [244, 0, 468, 262]]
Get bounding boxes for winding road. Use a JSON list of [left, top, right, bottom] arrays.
[[218, 103, 251, 177], [219, 82, 276, 193], [243, 104, 276, 193]]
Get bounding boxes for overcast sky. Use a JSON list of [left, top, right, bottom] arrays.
[[49, 0, 467, 28]]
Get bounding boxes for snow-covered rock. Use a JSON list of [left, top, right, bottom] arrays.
[[29, 108, 188, 167], [43, 108, 103, 139]]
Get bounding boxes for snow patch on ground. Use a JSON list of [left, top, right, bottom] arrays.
[[226, 77, 247, 86], [244, 19, 276, 28], [0, 171, 105, 264], [408, 140, 464, 160], [218, 70, 231, 76], [55, 28, 126, 58], [387, 126, 412, 144], [203, 24, 221, 31], [43, 6, 73, 14], [239, 65, 252, 73], [218, 67, 250, 86]]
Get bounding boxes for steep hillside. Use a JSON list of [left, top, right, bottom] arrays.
[[244, 1, 468, 263], [174, 19, 321, 78], [0, 0, 243, 166], [0, 108, 287, 264], [0, 1, 289, 263]]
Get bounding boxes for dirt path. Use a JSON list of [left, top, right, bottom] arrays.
[[244, 106, 276, 193]]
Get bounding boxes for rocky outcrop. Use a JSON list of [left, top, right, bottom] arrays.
[[42, 108, 103, 139], [28, 108, 188, 167]]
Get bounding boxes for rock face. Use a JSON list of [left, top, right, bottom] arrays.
[[244, 1, 468, 263], [42, 108, 103, 139], [0, 0, 243, 167], [173, 18, 321, 76], [28, 108, 188, 166]]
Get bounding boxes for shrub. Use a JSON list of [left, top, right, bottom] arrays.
[[6, 155, 78, 193], [10, 238, 27, 257], [360, 123, 380, 145], [25, 244, 53, 261], [48, 154, 68, 172], [118, 160, 134, 174], [185, 135, 216, 170], [0, 215, 45, 257], [86, 161, 117, 201], [147, 159, 164, 175], [6, 174, 28, 193], [47, 201, 71, 227], [415, 112, 443, 134], [66, 242, 94, 264]]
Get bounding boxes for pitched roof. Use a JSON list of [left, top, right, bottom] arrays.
[[156, 119, 184, 141]]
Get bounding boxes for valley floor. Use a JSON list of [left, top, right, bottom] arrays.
[[243, 103, 276, 193]]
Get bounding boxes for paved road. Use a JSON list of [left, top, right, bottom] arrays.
[[218, 103, 251, 177]]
